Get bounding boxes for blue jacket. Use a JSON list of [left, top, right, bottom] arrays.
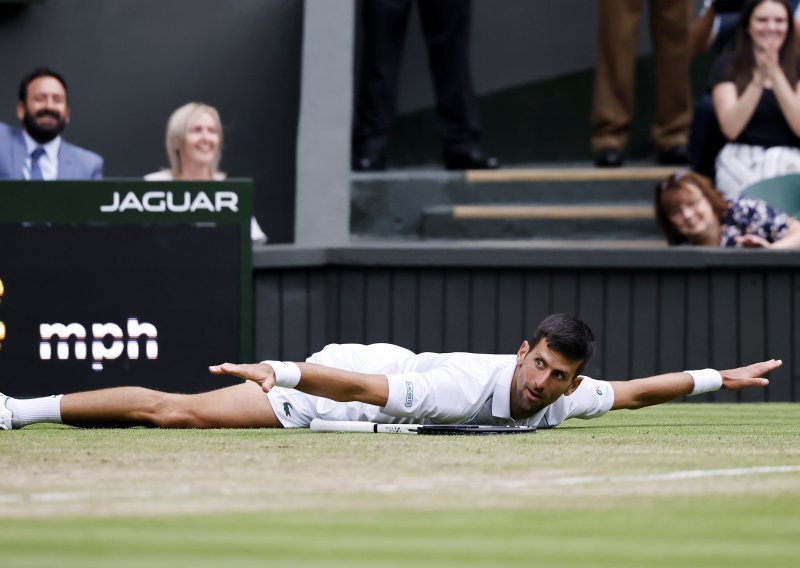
[[0, 122, 103, 180]]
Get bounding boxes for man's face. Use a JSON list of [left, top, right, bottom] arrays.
[[17, 76, 70, 144], [509, 338, 584, 419]]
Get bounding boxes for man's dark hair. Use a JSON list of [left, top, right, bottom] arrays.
[[18, 68, 68, 103], [529, 313, 595, 374]]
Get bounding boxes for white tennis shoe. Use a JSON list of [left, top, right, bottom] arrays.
[[0, 393, 12, 430]]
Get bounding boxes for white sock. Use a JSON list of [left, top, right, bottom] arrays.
[[6, 395, 63, 428]]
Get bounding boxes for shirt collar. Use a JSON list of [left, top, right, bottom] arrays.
[[491, 359, 550, 426], [22, 130, 61, 160], [491, 361, 515, 419]]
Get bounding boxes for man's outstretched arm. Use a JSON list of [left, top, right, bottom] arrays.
[[609, 359, 781, 410], [209, 361, 390, 406]]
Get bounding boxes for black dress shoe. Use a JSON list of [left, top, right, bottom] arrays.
[[594, 146, 623, 168], [444, 148, 500, 170], [658, 144, 690, 166], [352, 154, 386, 172]]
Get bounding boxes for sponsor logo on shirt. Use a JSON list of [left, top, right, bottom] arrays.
[[283, 402, 293, 417], [405, 381, 414, 408]]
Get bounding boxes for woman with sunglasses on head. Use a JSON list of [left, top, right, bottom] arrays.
[[711, 0, 800, 197], [655, 171, 800, 248]]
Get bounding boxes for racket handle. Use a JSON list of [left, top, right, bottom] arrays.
[[375, 423, 418, 434], [310, 419, 418, 434], [310, 419, 375, 433]]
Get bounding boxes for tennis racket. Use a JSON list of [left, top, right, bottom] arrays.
[[310, 419, 538, 435]]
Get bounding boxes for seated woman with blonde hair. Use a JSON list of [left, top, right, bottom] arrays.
[[146, 102, 267, 241], [655, 170, 800, 248]]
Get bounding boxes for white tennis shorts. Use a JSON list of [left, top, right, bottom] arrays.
[[266, 387, 396, 428]]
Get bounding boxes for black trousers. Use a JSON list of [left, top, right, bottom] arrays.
[[352, 0, 481, 157]]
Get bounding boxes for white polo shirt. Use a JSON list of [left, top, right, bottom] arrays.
[[267, 343, 615, 428]]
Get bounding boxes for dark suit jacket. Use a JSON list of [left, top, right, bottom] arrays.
[[0, 122, 103, 180]]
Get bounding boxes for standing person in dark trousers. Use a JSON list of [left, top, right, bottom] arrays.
[[351, 0, 499, 171], [591, 0, 693, 168]]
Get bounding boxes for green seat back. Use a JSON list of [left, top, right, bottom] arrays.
[[741, 174, 800, 218]]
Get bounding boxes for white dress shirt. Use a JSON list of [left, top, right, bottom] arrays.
[[22, 131, 60, 180]]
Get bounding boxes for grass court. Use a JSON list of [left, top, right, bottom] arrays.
[[2, 403, 799, 567]]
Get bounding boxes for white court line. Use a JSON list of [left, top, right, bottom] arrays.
[[1, 466, 799, 504], [0, 486, 273, 505], [552, 465, 800, 486]]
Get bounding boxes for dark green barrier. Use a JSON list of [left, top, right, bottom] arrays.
[[0, 180, 252, 395]]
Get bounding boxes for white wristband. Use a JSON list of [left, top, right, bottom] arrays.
[[261, 360, 302, 389], [685, 369, 723, 395]]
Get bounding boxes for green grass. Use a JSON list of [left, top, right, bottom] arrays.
[[2, 499, 799, 568], [2, 404, 799, 567]]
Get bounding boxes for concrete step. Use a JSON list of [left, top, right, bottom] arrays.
[[422, 204, 661, 240], [352, 166, 677, 205], [448, 204, 654, 219], [368, 238, 670, 249], [350, 166, 680, 241], [464, 166, 677, 183]]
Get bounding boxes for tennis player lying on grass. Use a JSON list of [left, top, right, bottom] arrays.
[[0, 314, 779, 431]]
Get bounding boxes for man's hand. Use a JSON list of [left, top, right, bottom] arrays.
[[209, 362, 276, 393], [719, 359, 781, 390]]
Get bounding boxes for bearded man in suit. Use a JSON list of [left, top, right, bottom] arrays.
[[0, 67, 103, 180]]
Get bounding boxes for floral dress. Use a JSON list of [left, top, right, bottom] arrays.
[[719, 198, 790, 247]]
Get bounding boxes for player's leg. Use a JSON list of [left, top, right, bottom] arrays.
[[2, 382, 282, 429]]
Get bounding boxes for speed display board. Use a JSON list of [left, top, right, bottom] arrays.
[[0, 181, 252, 396]]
